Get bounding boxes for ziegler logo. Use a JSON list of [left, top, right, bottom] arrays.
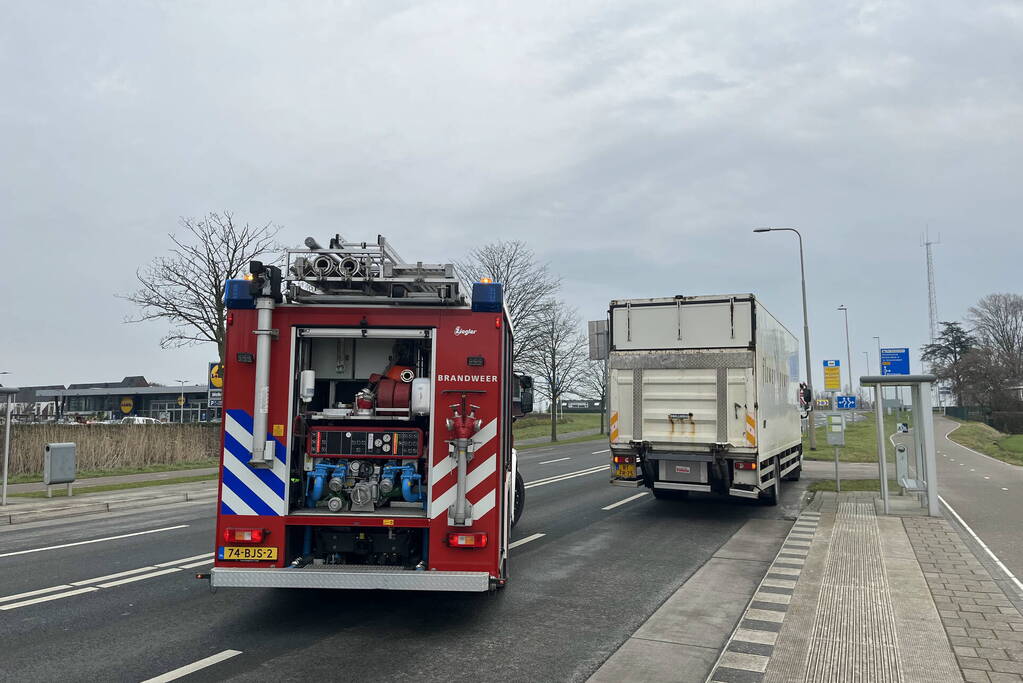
[[454, 326, 477, 336]]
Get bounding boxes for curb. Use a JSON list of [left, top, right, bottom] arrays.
[[705, 510, 821, 683], [0, 489, 217, 526]]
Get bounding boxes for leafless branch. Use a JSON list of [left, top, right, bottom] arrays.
[[118, 211, 282, 364]]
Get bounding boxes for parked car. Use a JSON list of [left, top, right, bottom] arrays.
[[120, 416, 161, 425]]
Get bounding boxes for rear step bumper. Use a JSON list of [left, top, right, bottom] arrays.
[[610, 479, 642, 488], [211, 566, 491, 592], [653, 482, 711, 493], [728, 487, 760, 499]]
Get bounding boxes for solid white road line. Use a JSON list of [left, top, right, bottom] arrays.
[[939, 495, 1023, 594], [943, 422, 1021, 468], [601, 492, 649, 511], [142, 650, 243, 683], [509, 533, 546, 549], [0, 586, 99, 611], [98, 567, 181, 588], [538, 457, 570, 465], [155, 553, 213, 568], [0, 553, 215, 609], [524, 465, 608, 489], [0, 525, 189, 559], [70, 566, 158, 586], [0, 584, 74, 604], [180, 558, 215, 569], [592, 449, 610, 454]]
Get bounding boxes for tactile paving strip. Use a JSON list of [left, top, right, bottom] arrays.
[[802, 501, 902, 682]]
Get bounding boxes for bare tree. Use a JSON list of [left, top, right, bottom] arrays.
[[121, 212, 281, 365], [526, 300, 588, 441], [578, 359, 609, 434], [968, 293, 1023, 380], [456, 241, 560, 367]]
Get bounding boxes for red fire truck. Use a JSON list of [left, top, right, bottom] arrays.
[[208, 236, 532, 592]]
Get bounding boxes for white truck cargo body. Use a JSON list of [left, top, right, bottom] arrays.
[[607, 294, 802, 503]]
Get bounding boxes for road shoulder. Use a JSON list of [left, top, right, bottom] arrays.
[[588, 518, 791, 683]]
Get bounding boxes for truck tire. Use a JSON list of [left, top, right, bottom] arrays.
[[760, 457, 779, 506], [512, 470, 525, 527]]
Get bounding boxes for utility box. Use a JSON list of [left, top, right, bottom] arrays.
[[826, 414, 846, 447], [44, 442, 76, 497]]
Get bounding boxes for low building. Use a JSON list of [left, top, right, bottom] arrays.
[[37, 376, 218, 423]]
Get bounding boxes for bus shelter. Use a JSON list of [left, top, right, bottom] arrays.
[[858, 374, 940, 517]]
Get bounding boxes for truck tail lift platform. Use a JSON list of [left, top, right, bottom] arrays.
[[209, 235, 532, 592]]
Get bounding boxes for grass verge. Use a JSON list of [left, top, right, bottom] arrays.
[[513, 413, 602, 440], [803, 410, 912, 463], [807, 479, 899, 492], [11, 474, 218, 498], [946, 421, 1023, 467], [7, 460, 219, 485]]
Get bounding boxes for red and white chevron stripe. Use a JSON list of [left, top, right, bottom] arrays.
[[429, 418, 499, 523]]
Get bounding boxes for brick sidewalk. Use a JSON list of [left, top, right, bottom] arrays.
[[905, 517, 1023, 682], [707, 491, 1023, 682]]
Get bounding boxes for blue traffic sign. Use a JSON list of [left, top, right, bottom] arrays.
[[880, 347, 910, 375], [836, 395, 857, 410]]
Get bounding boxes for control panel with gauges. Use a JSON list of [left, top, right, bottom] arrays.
[[307, 427, 423, 459]]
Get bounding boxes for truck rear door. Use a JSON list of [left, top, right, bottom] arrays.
[[610, 364, 756, 449]]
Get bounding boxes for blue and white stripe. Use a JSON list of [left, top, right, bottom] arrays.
[[219, 409, 288, 516]]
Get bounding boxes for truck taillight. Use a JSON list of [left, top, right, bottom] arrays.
[[447, 532, 488, 548], [613, 456, 635, 464], [223, 527, 266, 544], [734, 462, 757, 470]]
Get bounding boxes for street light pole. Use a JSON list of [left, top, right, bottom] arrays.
[[838, 305, 853, 394], [862, 351, 870, 401], [754, 227, 817, 450]]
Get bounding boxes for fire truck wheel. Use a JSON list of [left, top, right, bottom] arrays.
[[512, 471, 525, 527]]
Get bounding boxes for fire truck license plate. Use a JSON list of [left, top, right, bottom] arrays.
[[615, 464, 637, 479], [219, 546, 278, 561]]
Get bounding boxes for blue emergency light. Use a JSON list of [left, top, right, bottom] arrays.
[[471, 281, 504, 312], [224, 279, 256, 310]]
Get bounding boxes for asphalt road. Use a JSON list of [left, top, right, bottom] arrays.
[[0, 440, 803, 682], [927, 416, 1023, 590]]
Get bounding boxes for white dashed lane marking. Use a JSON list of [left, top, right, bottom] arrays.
[[601, 492, 649, 511], [509, 533, 545, 549]]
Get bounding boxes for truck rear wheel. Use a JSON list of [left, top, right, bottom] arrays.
[[512, 471, 525, 527]]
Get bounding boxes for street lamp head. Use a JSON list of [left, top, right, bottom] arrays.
[[752, 228, 772, 233], [838, 305, 847, 311]]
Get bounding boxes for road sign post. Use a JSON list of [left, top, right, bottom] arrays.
[[826, 413, 846, 492], [823, 360, 841, 392], [880, 348, 910, 375], [0, 387, 16, 507], [208, 362, 223, 410]]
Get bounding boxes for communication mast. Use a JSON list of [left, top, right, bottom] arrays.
[[923, 230, 942, 406], [923, 231, 940, 343]]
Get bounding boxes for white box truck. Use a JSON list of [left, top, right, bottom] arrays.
[[603, 294, 802, 504]]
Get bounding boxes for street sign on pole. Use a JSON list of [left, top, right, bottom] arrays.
[[823, 360, 841, 391], [836, 395, 857, 410], [880, 348, 910, 375], [208, 362, 223, 409]]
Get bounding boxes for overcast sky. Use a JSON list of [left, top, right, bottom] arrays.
[[2, 1, 1021, 392]]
